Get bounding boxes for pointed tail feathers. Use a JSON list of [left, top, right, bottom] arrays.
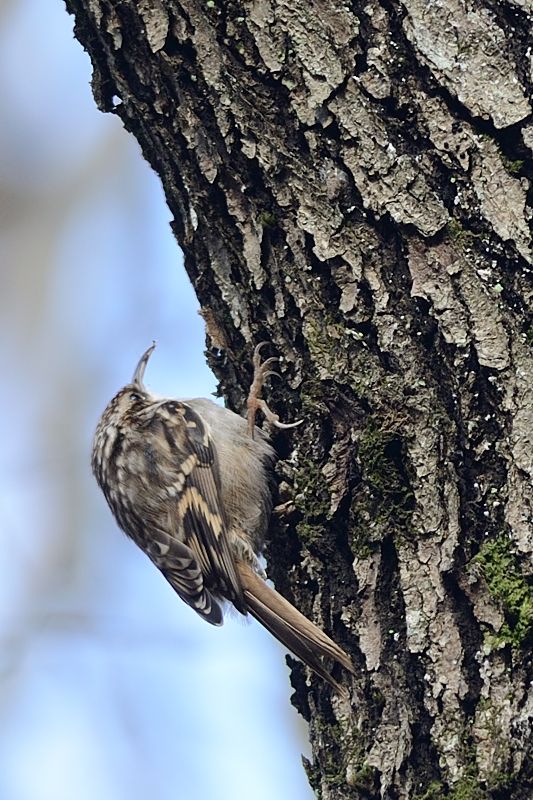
[[237, 561, 354, 694]]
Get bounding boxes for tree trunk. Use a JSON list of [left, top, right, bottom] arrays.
[[65, 1, 533, 797]]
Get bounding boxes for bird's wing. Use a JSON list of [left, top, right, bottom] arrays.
[[165, 401, 245, 613], [144, 531, 223, 625]]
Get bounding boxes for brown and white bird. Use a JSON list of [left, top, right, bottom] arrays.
[[92, 343, 354, 693]]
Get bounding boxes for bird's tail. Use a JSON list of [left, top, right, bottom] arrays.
[[237, 561, 354, 695]]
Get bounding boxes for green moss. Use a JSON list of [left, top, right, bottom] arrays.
[[473, 535, 533, 648], [449, 774, 487, 800], [349, 762, 375, 791], [304, 718, 377, 796], [303, 312, 395, 401], [308, 722, 347, 791], [447, 218, 463, 240], [414, 771, 485, 800], [322, 753, 347, 788], [302, 755, 322, 798], [300, 379, 331, 415], [486, 770, 515, 794], [478, 137, 523, 175], [351, 418, 414, 549], [294, 459, 330, 518], [446, 219, 484, 245], [414, 781, 443, 800], [293, 457, 332, 546], [501, 156, 524, 175], [296, 520, 327, 546], [305, 315, 348, 370], [257, 210, 277, 228]]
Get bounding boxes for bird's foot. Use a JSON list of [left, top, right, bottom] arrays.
[[247, 343, 303, 438]]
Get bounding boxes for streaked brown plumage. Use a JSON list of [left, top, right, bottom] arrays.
[[92, 343, 354, 693]]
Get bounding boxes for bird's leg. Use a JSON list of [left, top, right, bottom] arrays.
[[230, 533, 267, 579], [247, 343, 303, 438], [271, 480, 298, 522]]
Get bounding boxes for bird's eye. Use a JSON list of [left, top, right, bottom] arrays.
[[129, 392, 141, 402]]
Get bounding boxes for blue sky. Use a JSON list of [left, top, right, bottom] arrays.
[[0, 2, 313, 798]]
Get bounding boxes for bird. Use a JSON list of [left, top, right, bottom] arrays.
[[92, 342, 354, 693]]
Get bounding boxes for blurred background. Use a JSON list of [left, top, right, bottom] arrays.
[[0, 2, 313, 798]]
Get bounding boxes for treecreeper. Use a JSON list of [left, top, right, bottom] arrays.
[[92, 343, 355, 693]]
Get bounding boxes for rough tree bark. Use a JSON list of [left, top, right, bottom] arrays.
[[66, 1, 533, 798]]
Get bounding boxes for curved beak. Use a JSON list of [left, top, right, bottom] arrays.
[[132, 341, 156, 389]]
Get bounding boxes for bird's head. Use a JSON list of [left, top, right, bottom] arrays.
[[93, 342, 160, 447]]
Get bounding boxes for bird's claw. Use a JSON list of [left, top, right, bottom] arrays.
[[247, 343, 303, 438]]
